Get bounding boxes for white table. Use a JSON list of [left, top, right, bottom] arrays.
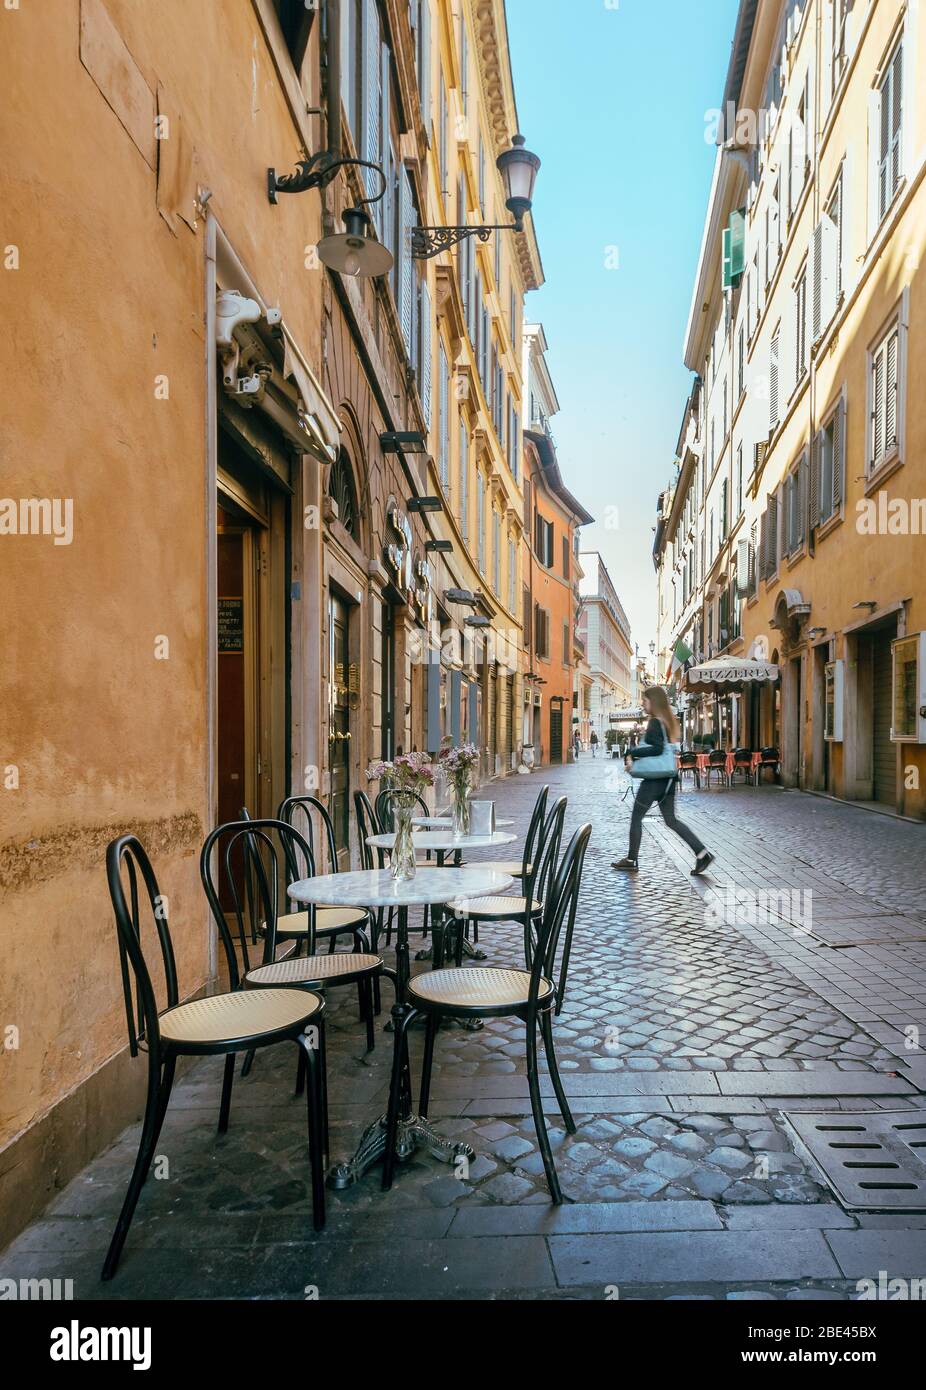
[[366, 830, 518, 963], [288, 866, 513, 1191]]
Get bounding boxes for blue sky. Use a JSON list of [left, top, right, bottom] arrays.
[[507, 0, 740, 662]]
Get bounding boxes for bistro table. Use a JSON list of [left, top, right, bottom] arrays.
[[367, 829, 517, 966], [288, 866, 513, 1190]]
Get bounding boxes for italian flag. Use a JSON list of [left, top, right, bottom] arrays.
[[666, 638, 693, 682]]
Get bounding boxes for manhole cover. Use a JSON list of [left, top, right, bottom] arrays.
[[783, 1110, 926, 1210]]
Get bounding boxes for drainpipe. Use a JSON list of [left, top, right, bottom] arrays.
[[325, 0, 341, 157]]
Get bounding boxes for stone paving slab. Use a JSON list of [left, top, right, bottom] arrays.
[[549, 1230, 841, 1285], [448, 1199, 723, 1237], [824, 1229, 926, 1278]]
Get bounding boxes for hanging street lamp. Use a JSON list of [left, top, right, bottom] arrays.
[[412, 134, 541, 260]]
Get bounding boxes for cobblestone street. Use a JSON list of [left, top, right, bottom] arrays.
[[4, 762, 926, 1301]]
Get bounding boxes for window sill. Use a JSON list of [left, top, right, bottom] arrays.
[[785, 545, 807, 570], [865, 450, 903, 496], [815, 509, 843, 545]]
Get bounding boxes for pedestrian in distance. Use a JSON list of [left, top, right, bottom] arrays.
[[612, 685, 715, 876], [573, 730, 581, 758], [590, 729, 599, 758]]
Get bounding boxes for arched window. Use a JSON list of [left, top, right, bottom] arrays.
[[329, 448, 360, 542]]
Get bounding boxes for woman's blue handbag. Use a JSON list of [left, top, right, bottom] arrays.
[[628, 721, 679, 780]]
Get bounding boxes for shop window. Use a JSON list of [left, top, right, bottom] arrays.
[[892, 636, 920, 742]]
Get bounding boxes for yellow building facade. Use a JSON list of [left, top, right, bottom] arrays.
[[659, 0, 926, 818]]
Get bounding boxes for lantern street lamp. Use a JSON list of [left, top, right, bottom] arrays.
[[412, 134, 541, 260]]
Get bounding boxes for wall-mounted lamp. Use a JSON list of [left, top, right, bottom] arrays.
[[465, 616, 492, 628], [412, 135, 540, 260], [268, 153, 393, 278], [407, 496, 444, 514], [445, 588, 477, 605], [425, 540, 453, 553], [807, 627, 826, 640]]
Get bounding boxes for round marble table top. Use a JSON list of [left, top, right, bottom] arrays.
[[288, 867, 514, 909], [412, 815, 515, 830], [366, 830, 517, 852]]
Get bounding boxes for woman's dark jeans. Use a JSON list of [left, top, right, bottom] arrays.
[[628, 777, 705, 861]]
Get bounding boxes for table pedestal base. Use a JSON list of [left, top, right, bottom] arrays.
[[327, 1113, 474, 1190]]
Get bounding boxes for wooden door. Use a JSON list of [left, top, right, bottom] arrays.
[[328, 593, 352, 864]]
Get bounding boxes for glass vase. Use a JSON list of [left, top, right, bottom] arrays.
[[451, 780, 471, 839], [390, 796, 417, 881]]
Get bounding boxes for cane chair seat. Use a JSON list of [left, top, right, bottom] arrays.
[[408, 967, 555, 1012], [158, 988, 322, 1045], [269, 906, 368, 936], [473, 860, 531, 878], [450, 894, 541, 918], [246, 953, 381, 988]]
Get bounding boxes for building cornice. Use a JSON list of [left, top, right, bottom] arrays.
[[471, 0, 544, 292]]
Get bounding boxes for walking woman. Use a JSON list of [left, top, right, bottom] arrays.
[[612, 686, 715, 875]]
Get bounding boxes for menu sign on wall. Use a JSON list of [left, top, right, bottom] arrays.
[[218, 597, 244, 653]]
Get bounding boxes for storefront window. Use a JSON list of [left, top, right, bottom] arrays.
[[892, 637, 919, 741]]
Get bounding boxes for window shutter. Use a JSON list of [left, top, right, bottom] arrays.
[[749, 520, 758, 592], [885, 327, 899, 450], [459, 416, 469, 539], [759, 509, 768, 580], [799, 451, 809, 546], [379, 44, 391, 238], [891, 42, 903, 198], [439, 344, 449, 488], [810, 429, 821, 529], [833, 395, 846, 510], [811, 220, 823, 342], [872, 339, 885, 464], [769, 331, 780, 431], [761, 489, 773, 575], [523, 586, 531, 645], [399, 167, 414, 354], [419, 0, 431, 142], [362, 0, 381, 222], [419, 279, 432, 425]]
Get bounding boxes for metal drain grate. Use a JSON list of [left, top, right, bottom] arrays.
[[782, 1110, 926, 1210]]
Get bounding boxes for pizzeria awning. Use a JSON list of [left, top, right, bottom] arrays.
[[681, 656, 779, 693]]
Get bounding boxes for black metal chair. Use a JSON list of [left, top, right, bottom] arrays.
[[447, 795, 567, 970], [203, 818, 385, 1055], [731, 747, 754, 786], [234, 800, 370, 958], [757, 745, 781, 784], [277, 795, 374, 952], [102, 834, 326, 1280], [705, 749, 729, 788], [385, 822, 592, 1202], [677, 750, 700, 789]]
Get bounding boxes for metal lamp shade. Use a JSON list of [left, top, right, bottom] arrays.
[[317, 208, 393, 278], [496, 134, 540, 223]]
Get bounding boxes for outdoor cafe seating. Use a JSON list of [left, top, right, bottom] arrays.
[[100, 777, 589, 1278]]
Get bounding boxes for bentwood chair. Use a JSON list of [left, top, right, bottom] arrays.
[[384, 822, 592, 1201], [705, 749, 729, 789], [447, 795, 567, 972], [203, 818, 386, 1056], [103, 834, 326, 1280], [237, 796, 371, 956], [677, 750, 700, 790], [731, 747, 754, 786], [474, 784, 549, 883], [757, 745, 781, 784]]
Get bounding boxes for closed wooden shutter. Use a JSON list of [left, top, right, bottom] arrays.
[[398, 168, 414, 354], [885, 327, 899, 451], [833, 395, 845, 509], [419, 279, 432, 425], [810, 430, 821, 529], [362, 0, 381, 225], [769, 330, 780, 430], [439, 343, 449, 487]]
